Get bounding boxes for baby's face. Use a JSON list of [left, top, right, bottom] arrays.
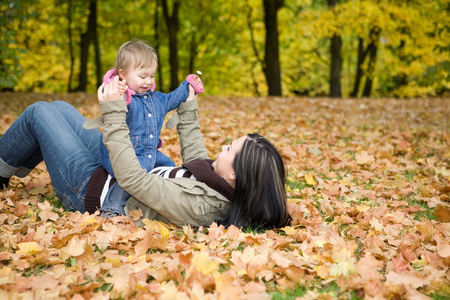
[[120, 64, 157, 94]]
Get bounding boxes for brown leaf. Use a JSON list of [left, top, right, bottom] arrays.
[[434, 205, 450, 222], [129, 208, 143, 221]]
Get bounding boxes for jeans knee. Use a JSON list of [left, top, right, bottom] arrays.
[[26, 101, 51, 116], [51, 100, 70, 110], [25, 101, 57, 124]]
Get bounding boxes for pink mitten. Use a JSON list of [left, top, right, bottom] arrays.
[[186, 74, 204, 94]]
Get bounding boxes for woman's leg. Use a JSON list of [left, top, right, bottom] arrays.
[[0, 101, 101, 212], [11, 101, 101, 178]]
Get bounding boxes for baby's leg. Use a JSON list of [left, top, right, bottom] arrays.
[[100, 181, 131, 218]]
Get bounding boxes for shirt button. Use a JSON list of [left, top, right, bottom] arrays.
[[148, 155, 152, 159], [143, 95, 148, 100], [150, 134, 154, 138], [148, 113, 152, 117]]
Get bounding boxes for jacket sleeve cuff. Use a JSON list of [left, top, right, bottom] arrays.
[[100, 100, 128, 125], [166, 99, 198, 129]]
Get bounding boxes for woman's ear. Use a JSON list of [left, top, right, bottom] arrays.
[[228, 172, 236, 183]]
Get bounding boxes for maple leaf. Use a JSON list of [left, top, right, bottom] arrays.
[[384, 271, 425, 289], [393, 254, 412, 274], [129, 208, 143, 221], [355, 151, 375, 165], [304, 172, 317, 187], [143, 219, 171, 239], [434, 205, 450, 222], [191, 252, 219, 276], [16, 242, 44, 255]]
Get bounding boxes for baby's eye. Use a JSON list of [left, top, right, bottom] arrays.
[[140, 76, 146, 79]]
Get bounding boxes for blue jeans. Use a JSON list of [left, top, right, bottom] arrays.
[[0, 101, 101, 212], [100, 181, 130, 215]]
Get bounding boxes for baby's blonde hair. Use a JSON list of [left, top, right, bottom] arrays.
[[114, 40, 158, 74]]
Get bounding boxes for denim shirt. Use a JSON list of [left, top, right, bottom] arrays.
[[99, 80, 190, 177]]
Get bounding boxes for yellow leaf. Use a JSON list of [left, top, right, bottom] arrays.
[[411, 256, 428, 269], [16, 242, 43, 255], [143, 219, 170, 239], [314, 240, 327, 247], [67, 236, 86, 257], [105, 257, 122, 267], [191, 252, 219, 276], [355, 151, 375, 165], [28, 187, 49, 196], [305, 173, 316, 186], [281, 226, 297, 236], [0, 266, 12, 277], [237, 269, 248, 276], [193, 243, 208, 251], [356, 204, 371, 212], [80, 216, 97, 227], [370, 218, 384, 233], [329, 260, 357, 279], [314, 265, 329, 279]]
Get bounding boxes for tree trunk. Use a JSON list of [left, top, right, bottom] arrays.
[[263, 0, 283, 96], [76, 31, 89, 92], [73, 0, 97, 92], [67, 0, 74, 92], [91, 1, 101, 87], [327, 0, 341, 98], [362, 28, 380, 97], [245, 0, 263, 96], [350, 37, 366, 98], [161, 0, 180, 91], [188, 34, 196, 74], [155, 0, 164, 92]]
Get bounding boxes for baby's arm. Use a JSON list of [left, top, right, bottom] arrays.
[[156, 75, 204, 112]]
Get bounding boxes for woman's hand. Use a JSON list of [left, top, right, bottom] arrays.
[[97, 75, 124, 102]]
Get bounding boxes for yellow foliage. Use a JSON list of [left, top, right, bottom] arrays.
[[16, 242, 44, 255], [191, 252, 219, 276]]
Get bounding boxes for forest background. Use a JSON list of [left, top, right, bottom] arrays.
[[1, 0, 449, 98]]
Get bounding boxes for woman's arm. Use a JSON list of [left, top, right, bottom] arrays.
[[167, 99, 209, 163]]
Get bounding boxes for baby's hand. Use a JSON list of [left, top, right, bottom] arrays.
[[186, 84, 197, 102], [118, 79, 128, 97]]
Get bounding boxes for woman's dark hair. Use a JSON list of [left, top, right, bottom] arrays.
[[222, 133, 291, 229]]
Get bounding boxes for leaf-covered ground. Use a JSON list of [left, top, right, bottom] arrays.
[[0, 92, 449, 299]]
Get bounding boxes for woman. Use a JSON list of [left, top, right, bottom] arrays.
[[0, 78, 291, 229]]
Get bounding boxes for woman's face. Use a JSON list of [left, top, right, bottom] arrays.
[[212, 136, 247, 187]]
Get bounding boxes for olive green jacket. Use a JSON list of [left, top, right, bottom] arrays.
[[99, 99, 231, 227]]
